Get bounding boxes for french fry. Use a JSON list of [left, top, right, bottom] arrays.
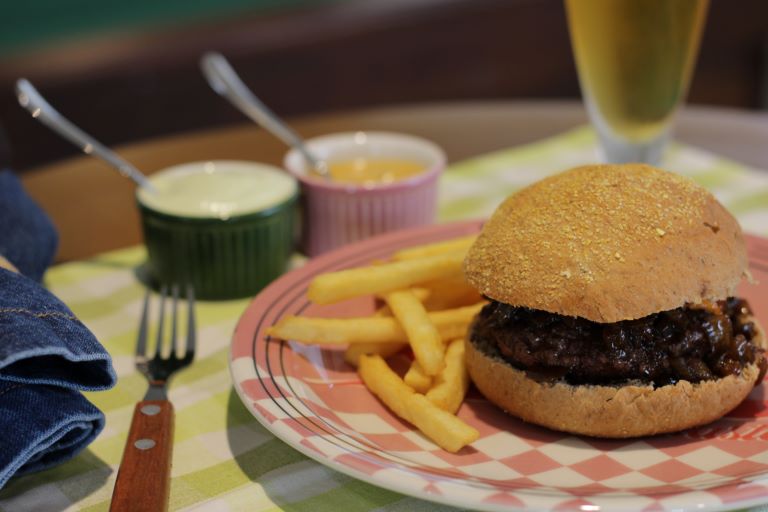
[[428, 302, 486, 340], [358, 355, 413, 418], [406, 394, 479, 453], [404, 287, 431, 303], [307, 251, 465, 304], [385, 289, 444, 375], [358, 354, 479, 453], [344, 342, 406, 367], [420, 276, 484, 310], [426, 339, 470, 414], [375, 287, 430, 304], [267, 302, 485, 345], [403, 360, 433, 393], [392, 235, 477, 261]]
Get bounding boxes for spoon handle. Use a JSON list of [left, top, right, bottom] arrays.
[[15, 79, 155, 191], [200, 52, 324, 172]]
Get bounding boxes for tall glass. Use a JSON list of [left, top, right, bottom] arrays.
[[565, 0, 709, 165]]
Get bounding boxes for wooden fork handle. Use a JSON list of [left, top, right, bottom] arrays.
[[110, 400, 174, 512]]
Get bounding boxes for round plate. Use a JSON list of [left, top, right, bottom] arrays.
[[230, 221, 768, 512]]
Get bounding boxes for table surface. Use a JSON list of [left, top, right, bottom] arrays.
[[19, 100, 768, 262], [5, 104, 768, 511]]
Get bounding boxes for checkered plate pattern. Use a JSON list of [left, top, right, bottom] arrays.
[[230, 221, 768, 512]]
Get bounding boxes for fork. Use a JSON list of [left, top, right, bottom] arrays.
[[110, 284, 196, 512]]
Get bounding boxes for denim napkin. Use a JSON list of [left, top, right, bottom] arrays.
[[0, 170, 57, 282], [0, 170, 116, 489]]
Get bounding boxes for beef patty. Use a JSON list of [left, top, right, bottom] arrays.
[[470, 297, 766, 387]]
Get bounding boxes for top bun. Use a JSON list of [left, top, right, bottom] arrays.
[[463, 164, 748, 323]]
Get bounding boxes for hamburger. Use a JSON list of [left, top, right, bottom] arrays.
[[463, 163, 766, 438]]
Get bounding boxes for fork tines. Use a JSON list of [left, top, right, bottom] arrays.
[[136, 284, 196, 370]]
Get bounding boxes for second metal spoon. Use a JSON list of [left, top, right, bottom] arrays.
[[200, 52, 329, 178]]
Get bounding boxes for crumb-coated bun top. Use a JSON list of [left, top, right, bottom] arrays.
[[463, 164, 748, 323]]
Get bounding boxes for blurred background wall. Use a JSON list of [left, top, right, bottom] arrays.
[[1, 0, 766, 171]]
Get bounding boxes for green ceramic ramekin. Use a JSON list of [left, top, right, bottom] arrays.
[[136, 161, 298, 300]]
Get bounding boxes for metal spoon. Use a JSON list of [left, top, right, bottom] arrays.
[[200, 52, 329, 178], [15, 79, 156, 191]]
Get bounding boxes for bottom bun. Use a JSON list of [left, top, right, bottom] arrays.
[[465, 318, 766, 438]]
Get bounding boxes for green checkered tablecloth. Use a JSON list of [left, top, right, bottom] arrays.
[[1, 127, 767, 511]]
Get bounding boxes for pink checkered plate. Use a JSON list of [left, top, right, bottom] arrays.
[[230, 221, 768, 512]]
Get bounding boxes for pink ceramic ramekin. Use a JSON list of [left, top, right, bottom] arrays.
[[284, 131, 446, 256]]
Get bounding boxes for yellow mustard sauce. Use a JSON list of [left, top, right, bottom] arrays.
[[320, 159, 425, 186]]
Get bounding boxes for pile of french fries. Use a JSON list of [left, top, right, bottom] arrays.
[[267, 234, 484, 452]]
